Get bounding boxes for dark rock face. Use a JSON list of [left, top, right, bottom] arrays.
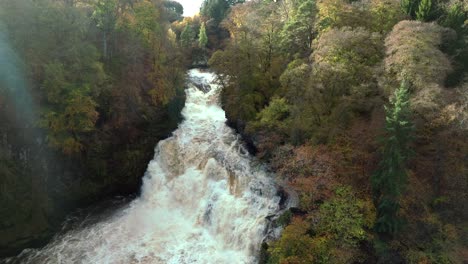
[[191, 76, 212, 93], [0, 99, 184, 258]]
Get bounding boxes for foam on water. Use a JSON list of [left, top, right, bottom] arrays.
[[11, 69, 280, 264]]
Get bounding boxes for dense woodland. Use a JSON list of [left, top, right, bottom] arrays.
[[0, 0, 186, 256], [0, 0, 467, 263], [197, 0, 467, 263]]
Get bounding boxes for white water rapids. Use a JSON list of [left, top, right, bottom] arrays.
[[12, 69, 282, 264]]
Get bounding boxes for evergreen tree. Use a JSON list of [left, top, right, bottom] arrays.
[[280, 0, 316, 57], [372, 80, 414, 235], [442, 2, 466, 34], [200, 0, 244, 23], [198, 22, 208, 48], [401, 0, 420, 18], [416, 0, 432, 21], [92, 0, 118, 60], [180, 24, 195, 47]]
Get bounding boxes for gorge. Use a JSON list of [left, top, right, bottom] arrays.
[[2, 70, 286, 264]]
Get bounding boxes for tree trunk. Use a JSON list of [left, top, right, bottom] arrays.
[[103, 33, 108, 60]]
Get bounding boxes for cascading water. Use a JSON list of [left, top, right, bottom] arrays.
[[9, 69, 282, 264]]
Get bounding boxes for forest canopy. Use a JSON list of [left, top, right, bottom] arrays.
[[205, 0, 467, 263]]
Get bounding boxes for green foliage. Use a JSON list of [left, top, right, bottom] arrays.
[[132, 1, 163, 45], [209, 1, 288, 127], [416, 0, 433, 21], [206, 0, 467, 263], [317, 186, 367, 247], [268, 218, 315, 264], [280, 0, 316, 57], [180, 24, 195, 47], [401, 0, 420, 18], [0, 0, 184, 155], [316, 0, 373, 33], [277, 210, 293, 227], [442, 2, 467, 33], [279, 60, 311, 102], [40, 55, 104, 153], [200, 0, 244, 23], [441, 2, 468, 86], [268, 186, 369, 264], [372, 81, 414, 235], [198, 22, 208, 48], [93, 0, 118, 32], [255, 97, 291, 128], [41, 89, 99, 154], [0, 0, 187, 255], [92, 0, 118, 59], [201, 0, 228, 22], [163, 0, 184, 22], [370, 0, 407, 33], [303, 27, 383, 142]]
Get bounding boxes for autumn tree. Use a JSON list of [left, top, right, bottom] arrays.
[[315, 0, 373, 33], [210, 1, 286, 126], [304, 27, 383, 142], [369, 0, 407, 33], [385, 20, 453, 90], [372, 80, 414, 235], [268, 187, 370, 263], [268, 218, 315, 264]]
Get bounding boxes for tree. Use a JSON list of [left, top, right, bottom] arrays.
[[385, 20, 453, 90], [442, 2, 467, 34], [200, 0, 229, 23], [280, 0, 316, 57], [317, 186, 366, 246], [369, 0, 407, 33], [163, 0, 183, 22], [180, 24, 195, 47], [249, 97, 290, 129], [268, 218, 315, 264], [198, 22, 208, 48], [372, 80, 414, 235], [315, 0, 373, 33], [401, 0, 420, 18], [209, 1, 286, 127], [306, 27, 384, 142], [200, 0, 244, 23], [92, 0, 118, 60], [416, 0, 432, 21]]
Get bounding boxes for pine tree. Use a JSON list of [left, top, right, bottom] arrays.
[[416, 0, 432, 21], [442, 2, 466, 33], [400, 0, 419, 18], [372, 80, 414, 235], [198, 22, 208, 48], [280, 0, 316, 57], [180, 24, 195, 48]]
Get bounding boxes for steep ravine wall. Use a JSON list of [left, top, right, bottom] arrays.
[[0, 101, 184, 258]]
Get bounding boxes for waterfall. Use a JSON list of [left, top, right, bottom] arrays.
[[10, 69, 281, 264]]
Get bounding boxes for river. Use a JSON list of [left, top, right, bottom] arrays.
[[4, 69, 282, 264]]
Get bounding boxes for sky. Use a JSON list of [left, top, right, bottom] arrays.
[[177, 0, 204, 17]]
